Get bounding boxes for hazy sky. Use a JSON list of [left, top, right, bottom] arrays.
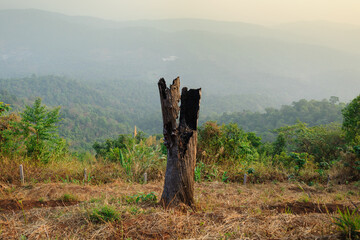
[[1, 0, 360, 25]]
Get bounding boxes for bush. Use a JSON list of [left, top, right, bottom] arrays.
[[275, 122, 345, 167], [198, 121, 259, 164], [93, 135, 166, 182]]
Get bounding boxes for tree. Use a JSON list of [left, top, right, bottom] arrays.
[[342, 94, 360, 144], [158, 77, 201, 208], [20, 98, 64, 161]]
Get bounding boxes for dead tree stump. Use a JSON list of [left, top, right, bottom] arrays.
[[158, 77, 201, 208]]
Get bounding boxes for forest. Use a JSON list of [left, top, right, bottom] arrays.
[[0, 75, 346, 149]]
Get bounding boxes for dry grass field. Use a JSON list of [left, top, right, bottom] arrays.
[[1, 180, 359, 239]]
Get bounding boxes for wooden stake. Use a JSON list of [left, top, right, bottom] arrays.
[[144, 172, 147, 184], [84, 168, 87, 183], [134, 125, 137, 137], [19, 164, 24, 185], [243, 173, 247, 185]]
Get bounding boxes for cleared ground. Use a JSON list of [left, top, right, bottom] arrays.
[[0, 181, 359, 239]]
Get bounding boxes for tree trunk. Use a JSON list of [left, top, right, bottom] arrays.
[[158, 77, 201, 208]]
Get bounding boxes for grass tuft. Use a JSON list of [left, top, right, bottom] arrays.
[[333, 208, 360, 239], [59, 193, 78, 202], [89, 205, 121, 223]]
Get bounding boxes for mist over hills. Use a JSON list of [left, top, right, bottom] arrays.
[[1, 9, 360, 104]]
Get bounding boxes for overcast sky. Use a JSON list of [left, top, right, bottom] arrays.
[[1, 0, 360, 25]]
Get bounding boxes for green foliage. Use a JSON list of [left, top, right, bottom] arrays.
[[93, 134, 135, 160], [221, 171, 229, 183], [333, 208, 360, 239], [216, 97, 345, 142], [342, 94, 360, 144], [0, 98, 68, 162], [89, 205, 121, 223], [246, 132, 262, 148], [0, 102, 10, 116], [354, 146, 360, 158], [93, 135, 166, 182], [20, 98, 66, 162], [275, 122, 345, 167], [195, 162, 205, 182], [341, 146, 360, 181], [272, 133, 286, 156], [247, 168, 255, 174], [0, 112, 25, 156], [289, 152, 307, 172], [124, 192, 157, 204], [198, 121, 258, 164]]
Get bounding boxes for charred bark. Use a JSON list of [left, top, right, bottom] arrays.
[[158, 77, 201, 208]]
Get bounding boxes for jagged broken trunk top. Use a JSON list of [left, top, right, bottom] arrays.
[[158, 77, 201, 207]]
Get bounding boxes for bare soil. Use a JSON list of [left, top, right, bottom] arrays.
[[0, 199, 79, 211], [266, 201, 351, 214]]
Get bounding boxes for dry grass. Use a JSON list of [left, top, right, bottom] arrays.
[[1, 180, 360, 239]]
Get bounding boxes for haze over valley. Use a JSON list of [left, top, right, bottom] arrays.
[[0, 8, 359, 147]]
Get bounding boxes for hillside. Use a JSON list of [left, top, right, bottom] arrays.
[[0, 76, 281, 149], [1, 9, 360, 103], [0, 75, 345, 150]]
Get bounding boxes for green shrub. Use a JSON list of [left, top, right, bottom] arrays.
[[198, 121, 259, 164], [275, 122, 345, 167], [92, 135, 166, 182]]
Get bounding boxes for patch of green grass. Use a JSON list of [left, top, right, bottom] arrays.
[[333, 208, 360, 239], [89, 205, 121, 223], [58, 193, 77, 202], [19, 235, 27, 240], [124, 192, 157, 204], [334, 193, 344, 201], [285, 206, 293, 214], [89, 198, 103, 203], [221, 171, 229, 183], [298, 194, 310, 203]]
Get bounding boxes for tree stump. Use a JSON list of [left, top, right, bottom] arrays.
[[158, 77, 201, 208]]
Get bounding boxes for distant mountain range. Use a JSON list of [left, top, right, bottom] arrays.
[[1, 9, 360, 103]]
